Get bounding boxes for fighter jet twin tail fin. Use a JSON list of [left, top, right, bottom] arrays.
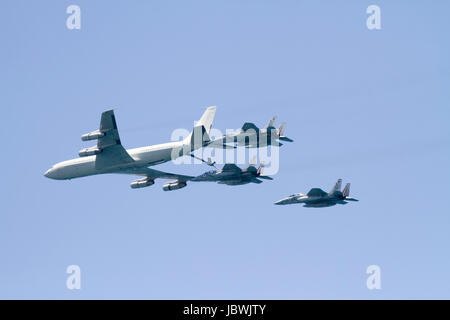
[[328, 179, 343, 196], [342, 183, 358, 201], [241, 116, 294, 143], [277, 122, 294, 142], [328, 179, 359, 201]]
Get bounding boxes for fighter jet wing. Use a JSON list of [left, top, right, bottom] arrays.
[[119, 167, 194, 182], [306, 188, 328, 197], [95, 110, 135, 169], [221, 163, 242, 172]]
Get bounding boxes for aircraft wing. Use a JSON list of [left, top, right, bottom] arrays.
[[95, 110, 135, 169], [306, 188, 328, 197], [205, 136, 237, 149], [120, 167, 194, 182], [221, 163, 242, 173]]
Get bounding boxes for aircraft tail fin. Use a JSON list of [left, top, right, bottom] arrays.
[[342, 183, 350, 197], [183, 125, 211, 150], [277, 122, 285, 137], [196, 106, 216, 135], [181, 106, 215, 150], [278, 122, 294, 142], [265, 116, 277, 129], [256, 163, 264, 176], [329, 179, 342, 195], [254, 163, 273, 180], [342, 183, 359, 201]]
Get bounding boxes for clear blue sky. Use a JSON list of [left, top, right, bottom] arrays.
[[1, 0, 449, 299]]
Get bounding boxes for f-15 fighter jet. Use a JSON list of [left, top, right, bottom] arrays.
[[274, 179, 358, 207], [190, 163, 273, 186], [44, 107, 216, 191], [207, 116, 293, 149]]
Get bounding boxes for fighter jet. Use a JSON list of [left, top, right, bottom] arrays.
[[207, 116, 293, 149], [274, 179, 358, 207], [44, 107, 216, 191], [190, 162, 273, 186]]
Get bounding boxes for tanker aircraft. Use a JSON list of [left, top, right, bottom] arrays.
[[44, 107, 216, 191]]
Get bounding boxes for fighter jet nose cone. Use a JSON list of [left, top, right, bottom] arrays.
[[274, 200, 283, 205], [44, 169, 51, 178]]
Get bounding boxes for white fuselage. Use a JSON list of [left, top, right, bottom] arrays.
[[44, 141, 185, 180]]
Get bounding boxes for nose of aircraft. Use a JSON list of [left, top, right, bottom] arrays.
[[44, 164, 67, 180], [274, 199, 286, 205], [44, 168, 54, 179]]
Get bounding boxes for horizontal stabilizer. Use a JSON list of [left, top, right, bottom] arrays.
[[258, 175, 274, 180], [249, 178, 263, 184], [279, 136, 294, 142]]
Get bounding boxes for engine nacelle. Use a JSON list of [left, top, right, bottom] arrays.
[[163, 181, 187, 191], [78, 146, 102, 157], [130, 178, 155, 189], [81, 130, 105, 141]]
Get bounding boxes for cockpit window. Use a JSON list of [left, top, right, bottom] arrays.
[[200, 170, 216, 177]]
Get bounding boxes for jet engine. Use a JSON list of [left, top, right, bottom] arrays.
[[78, 146, 102, 157], [162, 181, 187, 191], [130, 178, 155, 189], [81, 130, 105, 141]]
